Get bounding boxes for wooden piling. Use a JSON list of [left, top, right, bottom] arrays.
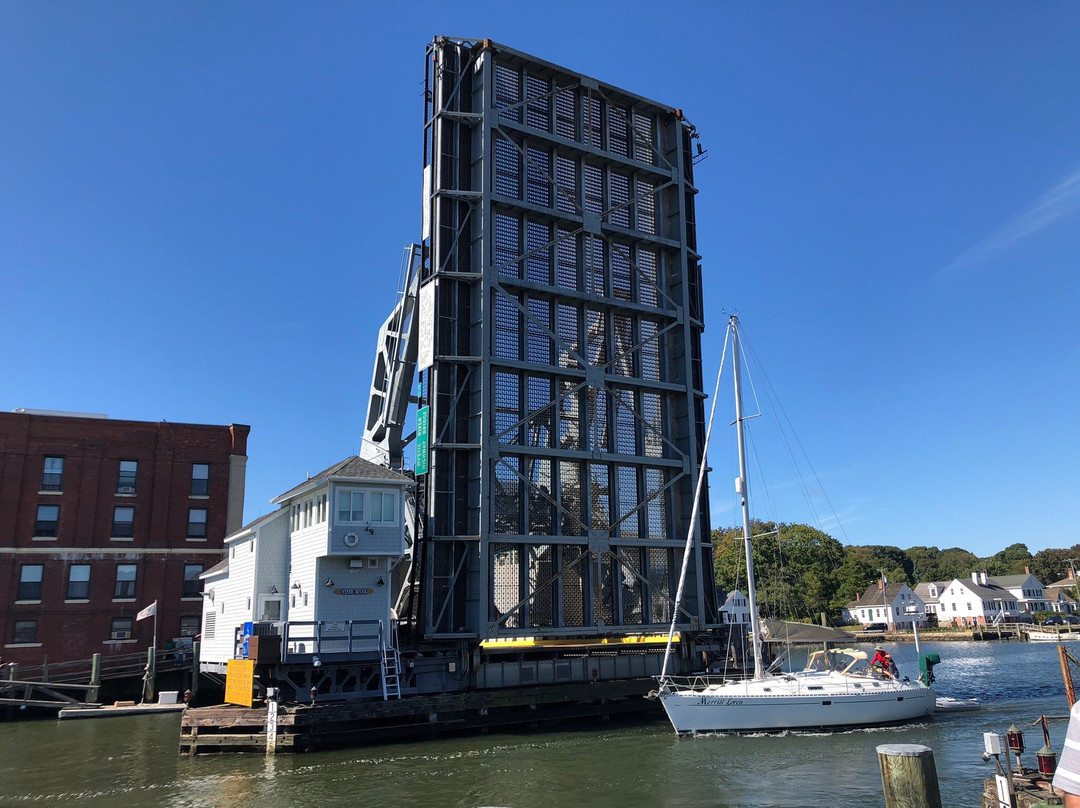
[[89, 654, 101, 703], [877, 743, 942, 808], [191, 641, 200, 698]]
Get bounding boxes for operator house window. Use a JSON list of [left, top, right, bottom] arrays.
[[17, 565, 43, 601], [13, 619, 37, 645], [41, 456, 64, 491], [112, 506, 135, 538], [370, 492, 395, 522], [117, 460, 138, 493], [191, 463, 209, 496], [35, 504, 59, 537], [67, 564, 91, 600], [182, 564, 204, 598], [337, 491, 364, 523], [114, 564, 137, 599], [187, 508, 208, 538]]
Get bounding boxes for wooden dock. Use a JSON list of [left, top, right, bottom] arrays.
[[180, 677, 658, 753]]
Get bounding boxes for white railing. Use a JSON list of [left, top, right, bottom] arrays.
[[280, 619, 388, 662]]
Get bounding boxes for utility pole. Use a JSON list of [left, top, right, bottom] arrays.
[[880, 568, 894, 631], [1068, 559, 1080, 617]]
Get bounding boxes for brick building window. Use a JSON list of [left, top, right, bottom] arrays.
[[114, 564, 137, 599], [187, 509, 208, 539], [112, 506, 135, 538], [13, 620, 38, 644], [35, 504, 59, 537], [41, 456, 64, 491], [191, 463, 209, 496], [179, 616, 200, 637], [67, 564, 91, 600], [17, 565, 43, 601], [117, 460, 138, 493], [110, 617, 134, 640], [182, 564, 204, 598]]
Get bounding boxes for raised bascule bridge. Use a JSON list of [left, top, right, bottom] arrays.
[[183, 36, 734, 752]]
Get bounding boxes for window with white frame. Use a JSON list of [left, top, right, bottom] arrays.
[[337, 490, 365, 523], [371, 491, 395, 522]]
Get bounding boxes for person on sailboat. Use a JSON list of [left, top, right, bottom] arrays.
[[871, 646, 899, 678]]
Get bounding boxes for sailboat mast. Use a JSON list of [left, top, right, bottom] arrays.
[[731, 315, 764, 680]]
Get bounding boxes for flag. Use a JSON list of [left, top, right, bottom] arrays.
[[136, 601, 157, 621]]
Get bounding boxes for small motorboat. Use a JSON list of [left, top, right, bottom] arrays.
[[935, 696, 980, 712]]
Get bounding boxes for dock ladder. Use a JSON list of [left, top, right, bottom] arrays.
[[379, 620, 403, 700]]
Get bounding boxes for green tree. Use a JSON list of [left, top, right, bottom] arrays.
[[983, 542, 1032, 576], [905, 546, 943, 583], [713, 521, 845, 623], [1030, 546, 1080, 587], [935, 547, 980, 581]]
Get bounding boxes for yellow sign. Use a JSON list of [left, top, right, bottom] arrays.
[[225, 658, 256, 707]]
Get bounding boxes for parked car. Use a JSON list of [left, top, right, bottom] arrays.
[[1044, 616, 1066, 626], [862, 623, 888, 632]]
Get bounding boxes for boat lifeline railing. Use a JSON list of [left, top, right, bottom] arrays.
[[280, 619, 388, 662]]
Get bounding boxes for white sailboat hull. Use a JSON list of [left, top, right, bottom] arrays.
[[657, 674, 935, 733], [1027, 629, 1080, 642]]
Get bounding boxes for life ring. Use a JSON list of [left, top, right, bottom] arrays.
[[343, 532, 359, 547]]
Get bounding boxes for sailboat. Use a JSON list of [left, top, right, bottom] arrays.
[[655, 314, 936, 733]]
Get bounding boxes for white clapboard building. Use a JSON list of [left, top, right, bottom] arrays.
[[199, 456, 412, 672]]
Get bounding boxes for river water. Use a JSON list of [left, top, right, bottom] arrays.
[[0, 641, 1070, 807]]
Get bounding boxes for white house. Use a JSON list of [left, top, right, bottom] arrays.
[[913, 581, 948, 624], [850, 582, 925, 629], [1046, 570, 1080, 614], [990, 570, 1048, 617], [935, 572, 1018, 627], [200, 456, 413, 672], [719, 590, 751, 625]]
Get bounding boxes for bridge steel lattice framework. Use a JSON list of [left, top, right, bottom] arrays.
[[411, 37, 717, 642]]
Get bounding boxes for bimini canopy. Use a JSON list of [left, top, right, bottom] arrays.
[[759, 619, 856, 644]]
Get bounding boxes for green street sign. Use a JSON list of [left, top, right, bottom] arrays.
[[415, 406, 430, 475]]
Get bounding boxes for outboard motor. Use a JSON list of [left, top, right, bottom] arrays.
[[919, 653, 941, 686]]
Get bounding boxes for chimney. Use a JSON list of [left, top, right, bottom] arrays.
[[981, 571, 989, 586], [972, 571, 979, 584], [1025, 566, 1031, 575], [879, 579, 884, 591]]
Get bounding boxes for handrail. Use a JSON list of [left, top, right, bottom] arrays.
[[6, 648, 192, 685], [276, 619, 393, 663]]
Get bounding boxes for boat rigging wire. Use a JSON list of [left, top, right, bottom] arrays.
[[659, 324, 731, 684]]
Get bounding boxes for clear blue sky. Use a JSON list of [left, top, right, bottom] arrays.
[[2, 3, 1077, 558]]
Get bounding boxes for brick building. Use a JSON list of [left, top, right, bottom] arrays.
[[0, 410, 249, 665]]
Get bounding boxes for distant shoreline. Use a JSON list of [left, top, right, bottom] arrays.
[[849, 629, 1020, 643]]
